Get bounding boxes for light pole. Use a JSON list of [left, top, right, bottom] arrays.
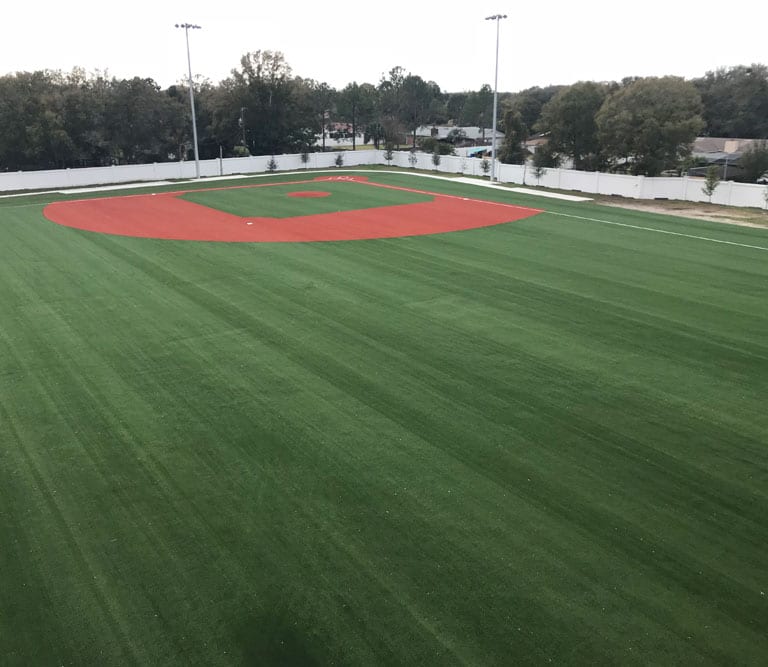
[[175, 22, 201, 179], [485, 14, 507, 182], [239, 107, 247, 152]]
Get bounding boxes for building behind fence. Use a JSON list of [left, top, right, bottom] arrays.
[[2, 150, 767, 210]]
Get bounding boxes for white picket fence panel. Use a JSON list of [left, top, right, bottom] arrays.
[[2, 150, 766, 209]]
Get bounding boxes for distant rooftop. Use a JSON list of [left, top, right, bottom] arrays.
[[692, 137, 762, 155]]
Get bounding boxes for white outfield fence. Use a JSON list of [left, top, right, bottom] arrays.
[[2, 150, 767, 209]]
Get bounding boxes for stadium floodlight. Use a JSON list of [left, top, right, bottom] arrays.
[[485, 14, 507, 183], [175, 23, 202, 179]]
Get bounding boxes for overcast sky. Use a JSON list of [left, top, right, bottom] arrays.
[[3, 1, 765, 92]]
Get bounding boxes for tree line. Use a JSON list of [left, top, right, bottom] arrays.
[[0, 51, 766, 178], [500, 64, 768, 178], [0, 53, 481, 171]]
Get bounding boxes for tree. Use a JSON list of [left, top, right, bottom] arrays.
[[0, 69, 123, 169], [378, 68, 441, 149], [377, 67, 407, 149], [383, 144, 394, 165], [364, 121, 386, 149], [408, 150, 418, 168], [61, 69, 117, 166], [480, 158, 491, 177], [418, 137, 453, 155], [177, 76, 223, 161], [380, 117, 404, 149], [597, 76, 704, 176], [229, 51, 316, 156], [399, 74, 435, 148], [532, 141, 560, 169], [267, 156, 278, 172], [300, 79, 336, 151], [739, 140, 768, 182], [694, 64, 768, 138], [459, 84, 494, 128], [336, 81, 377, 150], [537, 81, 607, 170], [499, 108, 527, 164], [426, 81, 448, 124], [446, 128, 467, 145], [334, 152, 344, 167], [300, 149, 310, 169], [702, 165, 720, 202], [0, 70, 70, 169], [507, 85, 563, 134], [103, 76, 183, 164], [446, 91, 468, 123]]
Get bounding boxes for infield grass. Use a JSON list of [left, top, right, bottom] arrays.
[[1, 170, 767, 665], [179, 179, 433, 218]]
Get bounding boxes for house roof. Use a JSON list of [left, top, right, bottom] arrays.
[[414, 125, 504, 140], [692, 137, 761, 156], [700, 151, 744, 164]]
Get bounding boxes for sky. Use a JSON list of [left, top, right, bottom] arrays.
[[3, 0, 766, 93]]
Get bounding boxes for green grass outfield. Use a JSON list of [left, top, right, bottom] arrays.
[[1, 171, 767, 665]]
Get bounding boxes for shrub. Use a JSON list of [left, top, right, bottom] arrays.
[[418, 137, 454, 155]]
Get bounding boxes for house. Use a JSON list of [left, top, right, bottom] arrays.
[[410, 125, 504, 146], [688, 137, 763, 180], [524, 132, 550, 154]]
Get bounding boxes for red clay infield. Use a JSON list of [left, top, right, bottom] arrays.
[[43, 175, 541, 243]]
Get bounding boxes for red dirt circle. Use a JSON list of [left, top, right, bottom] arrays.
[[287, 191, 331, 198], [43, 176, 541, 243]]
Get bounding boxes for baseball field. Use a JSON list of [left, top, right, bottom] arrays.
[[2, 170, 767, 664]]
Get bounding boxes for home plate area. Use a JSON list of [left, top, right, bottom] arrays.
[[43, 175, 542, 242]]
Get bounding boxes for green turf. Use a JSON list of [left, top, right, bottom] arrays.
[[179, 179, 434, 218], [1, 171, 768, 665]]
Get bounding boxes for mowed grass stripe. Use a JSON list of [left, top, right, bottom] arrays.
[[550, 209, 768, 251], [1, 173, 767, 664], [58, 234, 756, 664]]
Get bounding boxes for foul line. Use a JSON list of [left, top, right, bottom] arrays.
[[353, 178, 542, 214], [549, 211, 768, 252]]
